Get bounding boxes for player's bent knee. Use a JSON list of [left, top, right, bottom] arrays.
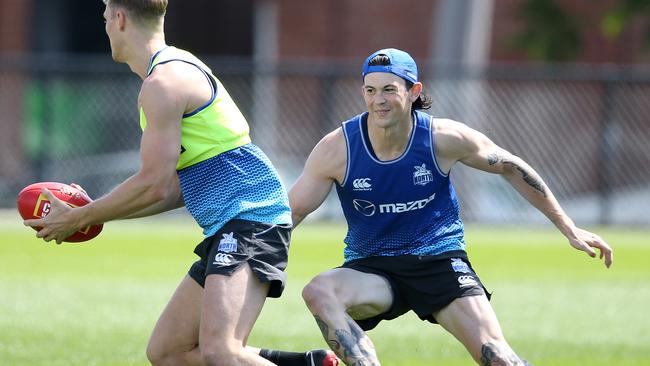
[[146, 348, 182, 366], [146, 339, 196, 366], [201, 348, 240, 366], [302, 275, 336, 310]]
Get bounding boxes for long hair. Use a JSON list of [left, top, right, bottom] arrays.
[[367, 55, 432, 110]]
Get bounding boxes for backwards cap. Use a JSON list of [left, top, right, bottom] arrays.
[[362, 48, 418, 84]]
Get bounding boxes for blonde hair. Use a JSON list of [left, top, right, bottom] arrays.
[[104, 0, 167, 23]]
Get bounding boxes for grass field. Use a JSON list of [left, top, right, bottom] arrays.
[[1, 212, 649, 366]]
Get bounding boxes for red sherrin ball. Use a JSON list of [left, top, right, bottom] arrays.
[[16, 182, 103, 242]]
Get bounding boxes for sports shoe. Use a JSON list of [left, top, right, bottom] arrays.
[[305, 349, 341, 366]]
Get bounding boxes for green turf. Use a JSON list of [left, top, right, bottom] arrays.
[[1, 214, 649, 365]]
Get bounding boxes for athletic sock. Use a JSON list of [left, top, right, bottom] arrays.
[[259, 349, 306, 366]]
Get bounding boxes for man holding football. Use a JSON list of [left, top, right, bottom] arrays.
[[24, 1, 339, 366]]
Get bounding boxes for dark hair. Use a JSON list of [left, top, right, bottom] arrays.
[[104, 0, 167, 23], [367, 55, 432, 110]]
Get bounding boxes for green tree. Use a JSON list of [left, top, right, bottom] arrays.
[[602, 0, 650, 44], [514, 0, 581, 62]]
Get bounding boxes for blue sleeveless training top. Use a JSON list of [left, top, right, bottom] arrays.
[[335, 110, 465, 262]]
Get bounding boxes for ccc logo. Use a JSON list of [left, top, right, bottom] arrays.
[[352, 178, 372, 190], [213, 253, 234, 265]]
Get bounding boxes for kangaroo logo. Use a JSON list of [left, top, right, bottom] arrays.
[[218, 232, 238, 253], [413, 163, 433, 186]]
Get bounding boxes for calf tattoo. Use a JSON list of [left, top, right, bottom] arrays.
[[487, 151, 547, 197], [480, 342, 533, 366], [314, 315, 379, 366]]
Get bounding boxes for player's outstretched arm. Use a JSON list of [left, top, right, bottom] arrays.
[[122, 175, 184, 219], [436, 120, 613, 268], [289, 128, 346, 227], [24, 68, 186, 243]]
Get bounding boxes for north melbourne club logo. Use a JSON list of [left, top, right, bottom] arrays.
[[352, 178, 372, 191], [413, 163, 433, 186], [451, 258, 471, 273], [217, 232, 238, 253]]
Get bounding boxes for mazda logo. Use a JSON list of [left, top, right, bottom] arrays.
[[353, 199, 376, 216]]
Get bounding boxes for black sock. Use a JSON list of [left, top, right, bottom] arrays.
[[259, 349, 306, 366]]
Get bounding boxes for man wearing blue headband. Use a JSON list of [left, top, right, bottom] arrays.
[[289, 48, 613, 365]]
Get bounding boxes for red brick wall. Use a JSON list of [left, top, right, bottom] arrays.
[[278, 0, 439, 61], [277, 0, 650, 64], [0, 0, 32, 187], [0, 0, 32, 53]]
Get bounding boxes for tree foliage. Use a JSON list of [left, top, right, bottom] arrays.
[[602, 0, 650, 43], [514, 0, 581, 62], [515, 0, 650, 62]]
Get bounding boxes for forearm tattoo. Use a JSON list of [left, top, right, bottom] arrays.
[[487, 151, 547, 197], [480, 342, 533, 366], [314, 315, 379, 366]]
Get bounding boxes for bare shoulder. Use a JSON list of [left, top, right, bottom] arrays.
[[141, 62, 209, 108], [317, 127, 346, 154], [140, 65, 182, 101], [307, 127, 347, 182], [431, 118, 478, 162]]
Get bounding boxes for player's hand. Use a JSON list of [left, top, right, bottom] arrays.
[[23, 188, 80, 244], [70, 183, 92, 202], [566, 227, 613, 268]]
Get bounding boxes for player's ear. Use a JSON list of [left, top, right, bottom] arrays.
[[116, 9, 127, 30], [409, 82, 422, 102]]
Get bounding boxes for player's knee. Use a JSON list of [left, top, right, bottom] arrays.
[[146, 346, 181, 366], [201, 348, 239, 366], [302, 275, 337, 310], [478, 341, 529, 366]]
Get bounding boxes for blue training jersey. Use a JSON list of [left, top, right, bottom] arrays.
[[335, 110, 466, 262], [178, 143, 292, 238]]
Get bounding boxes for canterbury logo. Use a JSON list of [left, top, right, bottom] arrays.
[[352, 178, 372, 191], [213, 253, 234, 265]]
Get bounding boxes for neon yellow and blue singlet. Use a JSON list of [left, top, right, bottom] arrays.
[[140, 46, 291, 237]]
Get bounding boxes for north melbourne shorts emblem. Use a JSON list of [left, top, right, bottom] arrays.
[[218, 232, 238, 253], [451, 258, 471, 273]]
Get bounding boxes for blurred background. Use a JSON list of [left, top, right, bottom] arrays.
[[1, 0, 649, 226]]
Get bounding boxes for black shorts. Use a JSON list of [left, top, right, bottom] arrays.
[[188, 219, 292, 298], [342, 250, 490, 330]]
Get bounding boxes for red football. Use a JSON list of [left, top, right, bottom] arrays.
[[17, 182, 103, 242]]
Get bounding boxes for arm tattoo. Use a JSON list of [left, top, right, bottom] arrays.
[[487, 151, 547, 197], [513, 164, 547, 197]]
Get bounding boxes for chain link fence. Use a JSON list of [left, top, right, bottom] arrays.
[[1, 55, 648, 226]]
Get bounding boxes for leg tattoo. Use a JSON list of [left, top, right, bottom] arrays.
[[314, 315, 379, 366], [480, 342, 532, 366]]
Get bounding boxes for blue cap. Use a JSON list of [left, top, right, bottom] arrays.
[[362, 48, 418, 84]]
